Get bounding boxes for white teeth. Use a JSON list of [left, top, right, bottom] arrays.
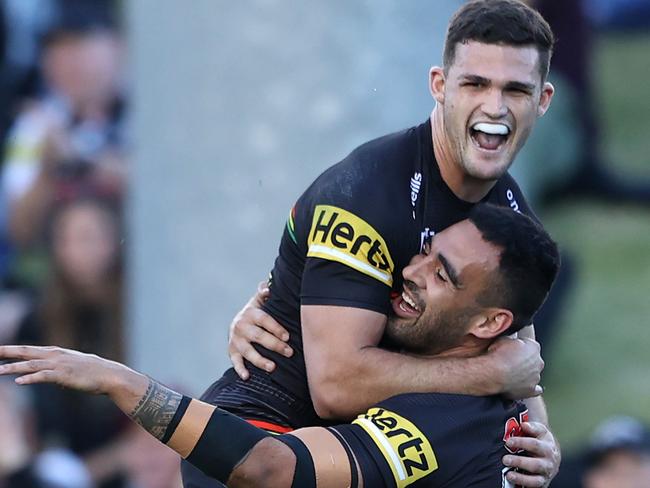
[[472, 122, 509, 135], [402, 292, 419, 311]]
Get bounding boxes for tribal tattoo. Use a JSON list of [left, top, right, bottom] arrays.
[[129, 377, 182, 440]]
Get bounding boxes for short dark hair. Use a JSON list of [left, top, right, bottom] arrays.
[[443, 0, 555, 80], [468, 203, 560, 333]]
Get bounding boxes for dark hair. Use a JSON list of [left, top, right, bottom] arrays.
[[443, 0, 555, 80], [468, 203, 560, 333]]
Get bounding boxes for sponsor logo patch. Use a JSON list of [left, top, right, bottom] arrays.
[[307, 205, 394, 286], [353, 407, 438, 487]]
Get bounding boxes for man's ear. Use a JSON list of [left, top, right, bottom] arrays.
[[468, 308, 514, 339], [429, 66, 446, 104], [537, 81, 554, 117]]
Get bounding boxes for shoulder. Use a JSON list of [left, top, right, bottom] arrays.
[[301, 125, 421, 205], [492, 172, 540, 223]]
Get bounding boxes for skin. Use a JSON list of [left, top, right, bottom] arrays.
[[430, 41, 554, 202], [0, 221, 558, 487]]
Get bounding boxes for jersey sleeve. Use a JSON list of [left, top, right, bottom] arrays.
[[330, 394, 525, 488], [296, 190, 398, 315]]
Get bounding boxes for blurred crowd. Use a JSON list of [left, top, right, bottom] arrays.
[[0, 0, 647, 488], [0, 1, 181, 487]]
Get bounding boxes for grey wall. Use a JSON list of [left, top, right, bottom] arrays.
[[127, 0, 460, 393]]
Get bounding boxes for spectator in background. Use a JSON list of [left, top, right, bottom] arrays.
[[16, 194, 130, 488], [553, 416, 650, 488], [582, 416, 650, 488], [0, 13, 127, 260]]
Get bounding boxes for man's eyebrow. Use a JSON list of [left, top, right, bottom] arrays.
[[460, 74, 536, 93], [505, 80, 536, 92], [459, 74, 490, 85], [438, 253, 462, 289]]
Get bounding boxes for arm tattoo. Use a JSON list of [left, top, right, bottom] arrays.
[[129, 377, 182, 440]]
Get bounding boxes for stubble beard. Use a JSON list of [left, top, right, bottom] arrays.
[[386, 306, 475, 356]]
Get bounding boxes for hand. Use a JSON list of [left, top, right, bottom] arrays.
[[0, 345, 124, 395], [503, 422, 561, 487], [228, 281, 293, 380], [488, 337, 544, 399]]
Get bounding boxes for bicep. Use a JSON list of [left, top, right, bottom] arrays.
[[290, 427, 360, 488], [231, 427, 359, 488], [301, 305, 386, 375]]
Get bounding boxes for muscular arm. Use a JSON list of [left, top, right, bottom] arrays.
[[303, 305, 514, 419], [0, 346, 352, 488]]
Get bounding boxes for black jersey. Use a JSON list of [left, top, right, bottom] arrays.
[[249, 119, 535, 425], [331, 393, 529, 488], [208, 119, 534, 429]]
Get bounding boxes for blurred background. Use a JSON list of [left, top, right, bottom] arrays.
[[0, 0, 648, 487]]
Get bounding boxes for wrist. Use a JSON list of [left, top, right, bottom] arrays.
[[105, 361, 150, 413], [475, 353, 505, 396]]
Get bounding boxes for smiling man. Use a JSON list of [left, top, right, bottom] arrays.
[[190, 1, 561, 487], [0, 204, 561, 487]]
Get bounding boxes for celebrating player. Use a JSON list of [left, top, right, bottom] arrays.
[[0, 204, 561, 487], [188, 1, 561, 487]]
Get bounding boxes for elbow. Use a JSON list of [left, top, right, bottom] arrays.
[[227, 438, 294, 488], [229, 462, 284, 488], [309, 370, 358, 420]]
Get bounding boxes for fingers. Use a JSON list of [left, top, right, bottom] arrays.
[[230, 310, 292, 354], [0, 345, 54, 361], [520, 421, 551, 439], [0, 359, 52, 375], [15, 370, 58, 385], [231, 338, 276, 373], [503, 422, 560, 487], [230, 351, 250, 380], [256, 281, 271, 298], [503, 453, 553, 485], [255, 312, 290, 343], [504, 469, 546, 487], [0, 359, 58, 386]]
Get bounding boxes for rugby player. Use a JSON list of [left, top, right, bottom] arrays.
[[0, 204, 561, 487], [189, 1, 562, 487]]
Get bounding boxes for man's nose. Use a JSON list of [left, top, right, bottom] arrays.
[[402, 254, 428, 288], [482, 88, 508, 119]]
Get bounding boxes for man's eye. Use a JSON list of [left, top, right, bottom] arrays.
[[508, 87, 530, 95], [436, 269, 447, 282]]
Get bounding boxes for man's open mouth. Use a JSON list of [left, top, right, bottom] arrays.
[[469, 122, 510, 151], [391, 291, 422, 319]]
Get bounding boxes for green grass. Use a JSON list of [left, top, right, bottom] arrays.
[[541, 33, 650, 451]]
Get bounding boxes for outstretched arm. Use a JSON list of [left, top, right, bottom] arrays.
[[0, 346, 352, 488]]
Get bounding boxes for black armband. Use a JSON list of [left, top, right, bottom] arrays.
[[185, 407, 271, 483], [161, 395, 191, 444], [276, 434, 317, 488]]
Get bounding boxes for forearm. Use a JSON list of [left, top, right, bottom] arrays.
[[314, 346, 503, 419], [108, 371, 290, 486], [523, 395, 548, 426]]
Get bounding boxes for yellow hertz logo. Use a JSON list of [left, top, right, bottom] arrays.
[[353, 408, 438, 487], [307, 205, 394, 286]]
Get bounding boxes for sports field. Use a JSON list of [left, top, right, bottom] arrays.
[[542, 31, 650, 451]]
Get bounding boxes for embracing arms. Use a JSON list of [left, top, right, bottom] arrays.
[[301, 305, 543, 419]]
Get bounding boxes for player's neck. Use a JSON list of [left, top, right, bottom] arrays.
[[430, 108, 496, 203], [420, 336, 488, 360]]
